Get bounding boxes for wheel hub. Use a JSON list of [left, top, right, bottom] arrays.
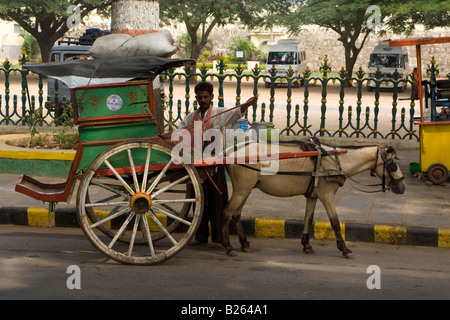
[[130, 192, 152, 215]]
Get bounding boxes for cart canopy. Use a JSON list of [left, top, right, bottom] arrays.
[[24, 56, 195, 88]]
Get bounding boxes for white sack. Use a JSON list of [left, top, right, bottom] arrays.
[[133, 30, 178, 57], [89, 30, 178, 59], [89, 34, 136, 59]]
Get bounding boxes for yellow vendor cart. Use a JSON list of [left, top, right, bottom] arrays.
[[390, 37, 450, 184]]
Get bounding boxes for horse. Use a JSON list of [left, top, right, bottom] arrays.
[[221, 139, 406, 259]]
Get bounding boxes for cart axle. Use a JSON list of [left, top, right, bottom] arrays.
[[130, 192, 152, 215]]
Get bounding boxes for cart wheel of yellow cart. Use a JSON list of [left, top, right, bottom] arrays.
[[76, 140, 203, 265], [427, 163, 449, 185]]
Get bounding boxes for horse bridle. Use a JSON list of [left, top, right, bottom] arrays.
[[369, 146, 404, 192]]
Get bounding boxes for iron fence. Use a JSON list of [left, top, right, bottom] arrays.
[[1, 52, 447, 140]]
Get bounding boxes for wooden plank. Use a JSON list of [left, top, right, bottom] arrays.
[[389, 37, 450, 47]]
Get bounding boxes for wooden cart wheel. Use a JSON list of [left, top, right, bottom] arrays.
[[427, 163, 449, 185], [76, 140, 203, 265], [83, 177, 194, 244]]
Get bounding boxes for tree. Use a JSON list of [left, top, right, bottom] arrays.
[[160, 0, 237, 64], [279, 0, 389, 83], [0, 0, 111, 62], [275, 0, 450, 84], [177, 33, 213, 59], [228, 36, 264, 64]]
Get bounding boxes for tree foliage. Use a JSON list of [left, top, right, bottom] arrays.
[[271, 0, 450, 83], [384, 0, 450, 34], [0, 0, 111, 62]]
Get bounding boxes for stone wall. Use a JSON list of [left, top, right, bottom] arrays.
[[292, 25, 450, 76], [168, 23, 449, 76]]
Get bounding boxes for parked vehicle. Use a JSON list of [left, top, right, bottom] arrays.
[[367, 40, 408, 91], [265, 39, 307, 88], [47, 44, 91, 102]]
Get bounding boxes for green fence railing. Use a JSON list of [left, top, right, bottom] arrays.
[[1, 52, 448, 141]]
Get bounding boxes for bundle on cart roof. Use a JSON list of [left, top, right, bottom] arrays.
[[24, 56, 195, 88]]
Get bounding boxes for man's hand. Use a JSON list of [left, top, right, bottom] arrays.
[[240, 95, 259, 113]]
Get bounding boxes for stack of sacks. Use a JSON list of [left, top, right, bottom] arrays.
[[89, 30, 178, 59]]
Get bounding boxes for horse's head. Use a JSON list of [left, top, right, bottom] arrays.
[[372, 146, 405, 194]]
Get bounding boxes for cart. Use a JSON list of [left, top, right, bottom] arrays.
[[390, 37, 450, 184], [15, 56, 347, 265]]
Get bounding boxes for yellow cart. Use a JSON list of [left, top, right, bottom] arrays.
[[390, 37, 450, 184]]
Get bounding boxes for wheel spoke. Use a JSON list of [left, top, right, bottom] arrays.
[[89, 207, 130, 229], [153, 199, 197, 204], [151, 175, 190, 199], [146, 159, 174, 193], [141, 147, 152, 192], [127, 148, 140, 192], [91, 194, 123, 205], [90, 179, 129, 198], [153, 205, 192, 226], [128, 215, 140, 257], [149, 210, 178, 246], [85, 201, 129, 208], [142, 215, 155, 256], [104, 159, 135, 195], [108, 213, 135, 249]]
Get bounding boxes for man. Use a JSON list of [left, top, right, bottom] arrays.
[[180, 81, 257, 247]]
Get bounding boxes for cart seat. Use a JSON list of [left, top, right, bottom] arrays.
[[15, 144, 82, 204], [15, 174, 74, 203]]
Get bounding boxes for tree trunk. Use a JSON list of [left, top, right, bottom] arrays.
[[186, 19, 218, 83], [111, 0, 159, 36], [111, 0, 163, 132], [343, 43, 358, 86], [338, 28, 371, 87]]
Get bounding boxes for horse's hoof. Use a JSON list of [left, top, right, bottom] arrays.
[[303, 247, 315, 254], [343, 252, 354, 259], [226, 247, 238, 256], [241, 242, 252, 253], [227, 250, 238, 257]]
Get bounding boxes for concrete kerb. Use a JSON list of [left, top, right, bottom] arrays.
[[1, 206, 449, 248], [1, 130, 449, 249]]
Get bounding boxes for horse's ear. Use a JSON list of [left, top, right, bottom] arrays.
[[385, 146, 400, 160], [385, 146, 396, 154]]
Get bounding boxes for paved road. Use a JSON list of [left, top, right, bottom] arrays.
[[1, 225, 448, 302]]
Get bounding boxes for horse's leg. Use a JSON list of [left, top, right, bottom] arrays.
[[320, 193, 354, 259], [302, 197, 317, 254], [222, 192, 251, 256], [222, 202, 235, 256], [233, 197, 251, 253]]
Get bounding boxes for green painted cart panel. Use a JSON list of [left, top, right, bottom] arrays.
[[77, 123, 170, 172], [74, 82, 153, 120]]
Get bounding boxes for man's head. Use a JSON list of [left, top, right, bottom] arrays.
[[195, 82, 214, 112]]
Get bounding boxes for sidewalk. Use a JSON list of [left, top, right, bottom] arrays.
[[0, 134, 449, 248]]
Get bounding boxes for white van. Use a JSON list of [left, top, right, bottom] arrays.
[[265, 39, 307, 88], [367, 40, 408, 91]]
